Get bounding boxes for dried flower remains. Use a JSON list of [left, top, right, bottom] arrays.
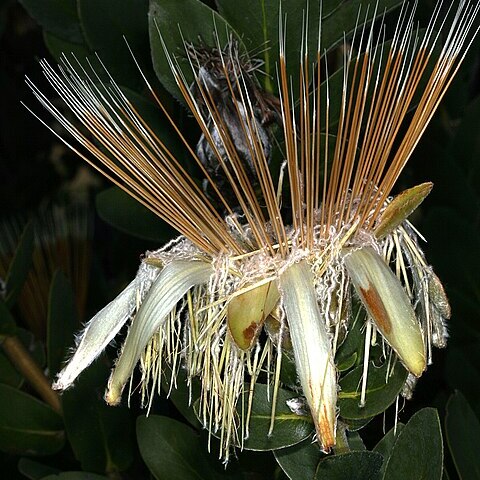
[[25, 0, 479, 461]]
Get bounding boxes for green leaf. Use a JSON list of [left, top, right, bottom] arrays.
[[216, 0, 402, 94], [374, 423, 404, 458], [18, 458, 60, 480], [279, 352, 299, 390], [0, 384, 64, 455], [42, 28, 107, 85], [43, 30, 91, 63], [41, 474, 108, 480], [195, 383, 314, 452], [342, 416, 372, 432], [215, 0, 319, 94], [382, 408, 443, 480], [78, 0, 150, 89], [374, 424, 405, 477], [137, 415, 223, 480], [274, 439, 324, 480], [0, 0, 11, 37], [337, 352, 357, 372], [5, 220, 34, 308], [161, 367, 201, 429], [0, 298, 16, 336], [47, 270, 78, 375], [315, 451, 383, 480], [62, 361, 134, 473], [445, 391, 480, 479], [347, 430, 366, 451], [18, 328, 46, 368], [148, 0, 241, 103], [240, 383, 314, 451], [335, 303, 365, 371], [339, 361, 407, 420], [96, 186, 175, 242], [18, 0, 84, 43], [320, 0, 402, 51], [0, 348, 22, 387]]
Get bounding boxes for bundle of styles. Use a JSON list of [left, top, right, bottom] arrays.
[[26, 0, 479, 462]]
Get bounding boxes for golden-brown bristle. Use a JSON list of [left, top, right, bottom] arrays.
[[25, 2, 479, 259]]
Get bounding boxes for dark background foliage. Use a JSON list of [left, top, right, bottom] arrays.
[[0, 0, 479, 479]]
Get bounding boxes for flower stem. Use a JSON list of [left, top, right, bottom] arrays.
[[333, 421, 351, 455], [1, 335, 62, 414]]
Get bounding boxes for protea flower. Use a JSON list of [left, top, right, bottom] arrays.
[[25, 0, 478, 461]]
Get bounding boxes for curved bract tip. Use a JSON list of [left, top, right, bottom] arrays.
[[52, 280, 137, 391], [344, 247, 426, 377], [279, 260, 337, 451], [104, 260, 213, 405]]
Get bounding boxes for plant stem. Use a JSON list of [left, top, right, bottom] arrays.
[[1, 335, 62, 414], [333, 422, 351, 454]]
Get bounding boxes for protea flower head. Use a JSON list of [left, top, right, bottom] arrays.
[[25, 0, 478, 461]]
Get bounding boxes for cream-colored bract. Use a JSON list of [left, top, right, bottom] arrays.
[[52, 280, 137, 391], [26, 1, 476, 461]]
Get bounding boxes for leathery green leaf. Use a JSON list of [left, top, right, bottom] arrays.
[[343, 247, 426, 377], [149, 0, 241, 103], [96, 186, 175, 243], [106, 260, 212, 405], [0, 348, 23, 387], [78, 0, 149, 89], [4, 220, 34, 308], [43, 30, 91, 64], [41, 474, 108, 480], [382, 408, 443, 480], [315, 451, 383, 480], [228, 281, 279, 350], [239, 383, 313, 451], [279, 260, 337, 452], [0, 384, 64, 456], [374, 183, 433, 239], [374, 424, 405, 477], [0, 297, 17, 336], [216, 0, 402, 96], [162, 366, 202, 429], [62, 360, 134, 473], [193, 382, 313, 451], [18, 0, 84, 43], [274, 439, 324, 480], [374, 423, 405, 457], [137, 415, 224, 480], [445, 391, 480, 479], [47, 270, 78, 376], [17, 457, 60, 479], [339, 361, 407, 420], [335, 302, 366, 371]]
